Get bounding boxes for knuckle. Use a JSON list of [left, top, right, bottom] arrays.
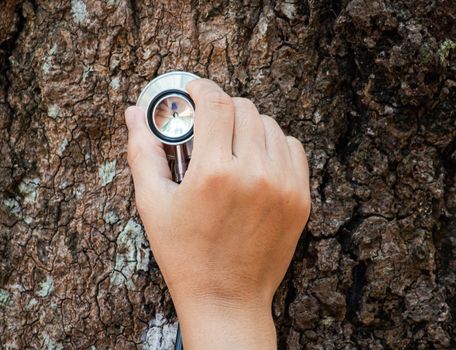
[[196, 163, 233, 192], [296, 192, 312, 222], [302, 186, 312, 208], [287, 136, 306, 154], [186, 79, 198, 92], [287, 136, 303, 148], [205, 91, 233, 109], [261, 114, 276, 125], [287, 185, 311, 217], [277, 178, 300, 202], [244, 166, 276, 195], [280, 183, 297, 203], [232, 98, 259, 131], [250, 172, 271, 192], [302, 193, 312, 218], [186, 79, 207, 96], [233, 97, 257, 112], [261, 115, 282, 136]]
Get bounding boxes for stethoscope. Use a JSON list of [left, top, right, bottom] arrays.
[[137, 71, 199, 349], [137, 71, 198, 183]]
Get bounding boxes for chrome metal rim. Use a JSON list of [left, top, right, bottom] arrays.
[[136, 71, 199, 146]]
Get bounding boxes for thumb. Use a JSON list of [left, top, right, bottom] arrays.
[[125, 106, 177, 204]]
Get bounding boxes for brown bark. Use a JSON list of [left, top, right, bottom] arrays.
[[0, 0, 455, 349]]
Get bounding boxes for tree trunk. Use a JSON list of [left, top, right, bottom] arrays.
[[0, 0, 455, 349]]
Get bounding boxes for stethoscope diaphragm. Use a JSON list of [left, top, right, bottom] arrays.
[[136, 71, 200, 183], [136, 71, 199, 146]]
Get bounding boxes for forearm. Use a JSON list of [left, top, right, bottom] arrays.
[[176, 298, 277, 350]]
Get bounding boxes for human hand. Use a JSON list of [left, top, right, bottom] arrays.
[[125, 79, 311, 349]]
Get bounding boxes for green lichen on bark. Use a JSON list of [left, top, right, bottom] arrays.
[[439, 39, 456, 63]]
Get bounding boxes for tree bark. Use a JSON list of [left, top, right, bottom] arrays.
[[0, 0, 455, 349]]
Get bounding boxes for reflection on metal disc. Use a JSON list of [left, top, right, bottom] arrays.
[[136, 71, 199, 145], [153, 94, 194, 138]]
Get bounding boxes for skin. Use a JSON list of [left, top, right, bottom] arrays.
[[125, 78, 311, 349]]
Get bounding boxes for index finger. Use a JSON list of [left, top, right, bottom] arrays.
[[186, 79, 234, 161]]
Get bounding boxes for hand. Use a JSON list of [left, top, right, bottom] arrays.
[[125, 79, 311, 349]]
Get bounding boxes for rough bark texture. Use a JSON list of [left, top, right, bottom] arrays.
[[0, 0, 455, 349]]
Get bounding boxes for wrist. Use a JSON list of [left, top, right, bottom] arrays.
[[175, 296, 276, 350]]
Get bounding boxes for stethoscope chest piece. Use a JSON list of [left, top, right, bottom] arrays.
[[136, 71, 199, 182]]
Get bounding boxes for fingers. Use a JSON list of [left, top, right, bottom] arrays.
[[286, 136, 310, 189], [125, 106, 177, 199], [231, 97, 265, 158], [186, 79, 234, 162], [260, 115, 291, 167]]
